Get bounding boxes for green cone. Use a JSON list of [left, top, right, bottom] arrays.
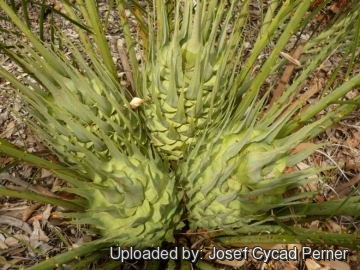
[[142, 0, 230, 160]]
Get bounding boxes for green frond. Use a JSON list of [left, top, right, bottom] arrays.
[[0, 0, 360, 268]]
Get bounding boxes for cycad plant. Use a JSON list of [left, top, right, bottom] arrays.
[[0, 0, 360, 269]]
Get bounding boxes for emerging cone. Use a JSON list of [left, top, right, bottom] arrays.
[[180, 120, 325, 232], [142, 1, 232, 160], [64, 153, 182, 248]]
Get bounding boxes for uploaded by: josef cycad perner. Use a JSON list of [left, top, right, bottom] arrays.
[[109, 246, 349, 263]]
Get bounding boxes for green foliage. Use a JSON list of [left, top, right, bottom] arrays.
[[0, 0, 360, 269]]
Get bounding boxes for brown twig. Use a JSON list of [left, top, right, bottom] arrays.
[[269, 43, 305, 109], [117, 39, 136, 97]]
